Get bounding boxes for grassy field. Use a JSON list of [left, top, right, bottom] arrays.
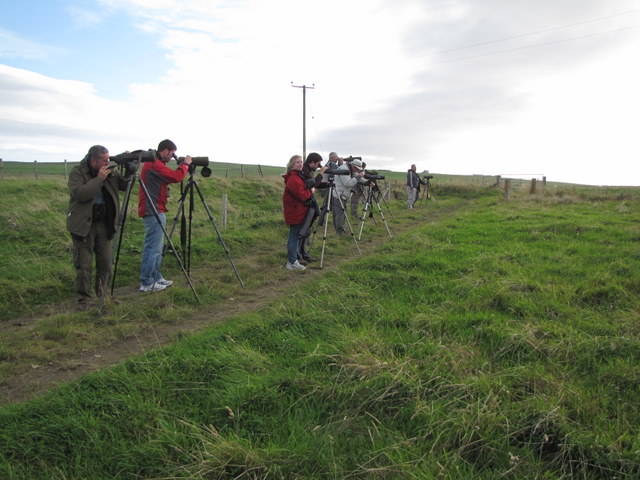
[[0, 173, 638, 479]]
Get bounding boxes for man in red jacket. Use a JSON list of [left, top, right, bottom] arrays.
[[138, 139, 192, 291]]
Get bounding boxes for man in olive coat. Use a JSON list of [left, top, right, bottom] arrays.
[[67, 145, 130, 309]]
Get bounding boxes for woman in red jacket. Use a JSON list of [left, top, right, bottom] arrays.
[[282, 154, 314, 270]]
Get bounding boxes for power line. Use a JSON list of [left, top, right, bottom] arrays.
[[426, 24, 639, 66], [431, 8, 640, 56]]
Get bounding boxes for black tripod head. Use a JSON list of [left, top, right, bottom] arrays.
[[188, 162, 212, 177], [175, 156, 212, 177]]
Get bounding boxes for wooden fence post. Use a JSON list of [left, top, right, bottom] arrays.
[[503, 179, 511, 201], [240, 164, 244, 178], [258, 164, 263, 177], [530, 178, 537, 194], [64, 159, 68, 179], [222, 194, 228, 229], [226, 163, 229, 178], [0, 158, 3, 180], [34, 160, 39, 180], [542, 176, 547, 187]]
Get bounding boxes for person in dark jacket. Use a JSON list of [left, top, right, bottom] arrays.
[[138, 139, 192, 292], [406, 164, 426, 209], [297, 153, 327, 263], [282, 154, 314, 270], [67, 145, 130, 309]]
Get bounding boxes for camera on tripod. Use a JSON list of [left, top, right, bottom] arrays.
[[178, 156, 212, 177], [364, 173, 385, 181], [423, 175, 434, 180], [109, 149, 156, 173], [324, 169, 351, 176]]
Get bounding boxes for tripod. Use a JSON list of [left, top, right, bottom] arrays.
[[313, 176, 361, 269], [415, 177, 433, 207], [101, 158, 200, 314], [166, 166, 245, 288], [356, 183, 393, 241]]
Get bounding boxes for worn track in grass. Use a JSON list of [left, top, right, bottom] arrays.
[[0, 201, 468, 405]]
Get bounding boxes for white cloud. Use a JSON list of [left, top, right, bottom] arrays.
[[0, 28, 67, 60], [66, 5, 106, 27], [1, 0, 639, 184]]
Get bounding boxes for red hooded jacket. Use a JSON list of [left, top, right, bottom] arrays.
[[282, 170, 312, 226], [138, 159, 189, 217]]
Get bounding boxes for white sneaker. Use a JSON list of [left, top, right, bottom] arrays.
[[139, 281, 168, 292], [156, 279, 173, 287], [285, 260, 306, 271]]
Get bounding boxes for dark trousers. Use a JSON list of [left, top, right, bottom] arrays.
[[71, 221, 112, 305]]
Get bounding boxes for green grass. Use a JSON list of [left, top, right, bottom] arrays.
[[0, 177, 639, 479]]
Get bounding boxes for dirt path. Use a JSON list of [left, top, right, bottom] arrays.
[[2, 274, 314, 404], [3, 259, 344, 405], [1, 202, 467, 405]]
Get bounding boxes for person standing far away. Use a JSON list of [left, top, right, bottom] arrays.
[[66, 145, 131, 310], [406, 164, 425, 209], [138, 139, 192, 292], [282, 154, 315, 270]]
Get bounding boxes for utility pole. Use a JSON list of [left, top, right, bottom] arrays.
[[291, 82, 314, 160]]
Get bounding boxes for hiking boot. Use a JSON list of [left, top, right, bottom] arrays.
[[156, 278, 173, 287]]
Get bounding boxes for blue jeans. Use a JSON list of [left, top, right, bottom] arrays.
[[140, 214, 166, 286], [287, 223, 303, 264]]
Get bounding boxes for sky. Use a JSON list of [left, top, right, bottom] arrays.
[[1, 0, 639, 186]]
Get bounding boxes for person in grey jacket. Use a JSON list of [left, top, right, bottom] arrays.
[[66, 145, 130, 309], [406, 164, 426, 209], [332, 158, 365, 235]]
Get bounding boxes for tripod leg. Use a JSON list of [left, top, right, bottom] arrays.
[[99, 173, 136, 315], [357, 191, 373, 241], [108, 174, 136, 295], [192, 180, 245, 288], [186, 183, 195, 274], [319, 190, 332, 269], [311, 192, 330, 246], [336, 194, 361, 255], [372, 196, 393, 238], [378, 187, 395, 218], [164, 181, 191, 261]]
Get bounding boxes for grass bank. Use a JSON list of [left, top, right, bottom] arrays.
[[0, 179, 638, 478]]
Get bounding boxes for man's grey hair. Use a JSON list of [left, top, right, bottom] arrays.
[[88, 145, 109, 159]]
